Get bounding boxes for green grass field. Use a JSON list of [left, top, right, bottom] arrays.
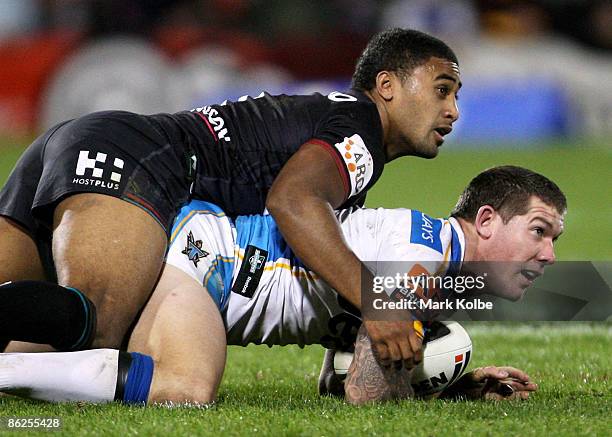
[[1, 325, 610, 436], [0, 140, 610, 436]]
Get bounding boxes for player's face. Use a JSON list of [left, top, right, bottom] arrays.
[[480, 196, 565, 301], [386, 57, 460, 159]]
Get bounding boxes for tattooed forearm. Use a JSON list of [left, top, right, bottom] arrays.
[[344, 325, 414, 405]]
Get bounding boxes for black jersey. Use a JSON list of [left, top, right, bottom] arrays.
[[156, 90, 386, 217], [0, 90, 386, 240]]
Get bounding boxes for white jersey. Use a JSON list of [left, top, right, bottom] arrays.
[[167, 200, 465, 349]]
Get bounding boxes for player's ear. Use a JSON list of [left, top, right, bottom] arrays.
[[374, 71, 394, 102], [474, 205, 496, 239]]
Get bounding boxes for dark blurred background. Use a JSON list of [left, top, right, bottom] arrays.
[[0, 0, 610, 143], [0, 1, 610, 260]]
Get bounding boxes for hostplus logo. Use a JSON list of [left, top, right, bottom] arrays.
[[73, 150, 123, 190]]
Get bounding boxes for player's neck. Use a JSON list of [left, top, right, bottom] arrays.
[[362, 89, 393, 161], [455, 217, 479, 262]]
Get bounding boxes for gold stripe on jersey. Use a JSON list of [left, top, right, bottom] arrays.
[[170, 209, 227, 242], [234, 248, 320, 280]]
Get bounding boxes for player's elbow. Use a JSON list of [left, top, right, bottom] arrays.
[[266, 185, 309, 218]]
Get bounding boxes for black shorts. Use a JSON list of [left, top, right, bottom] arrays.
[[0, 110, 193, 238]]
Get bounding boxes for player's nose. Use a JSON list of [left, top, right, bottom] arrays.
[[538, 239, 556, 265], [444, 100, 459, 123]]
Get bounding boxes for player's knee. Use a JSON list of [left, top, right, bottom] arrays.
[[60, 287, 97, 351], [152, 373, 218, 405], [90, 331, 122, 349], [55, 254, 163, 349], [90, 312, 130, 349], [55, 280, 134, 349], [150, 357, 220, 405], [155, 387, 217, 406], [0, 217, 46, 283]]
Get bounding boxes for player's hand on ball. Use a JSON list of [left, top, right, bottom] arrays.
[[442, 366, 538, 401], [363, 319, 424, 368]]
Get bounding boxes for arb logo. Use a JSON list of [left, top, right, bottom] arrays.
[[333, 134, 373, 198]]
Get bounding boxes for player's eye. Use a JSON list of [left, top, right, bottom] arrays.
[[437, 86, 448, 96], [533, 227, 544, 237]]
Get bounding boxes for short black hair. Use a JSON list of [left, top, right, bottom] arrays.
[[451, 166, 567, 223], [351, 28, 459, 91]]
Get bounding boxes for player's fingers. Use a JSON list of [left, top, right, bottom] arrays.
[[385, 341, 402, 364], [410, 335, 423, 365], [485, 390, 529, 401], [483, 392, 504, 401], [372, 342, 390, 364], [415, 344, 424, 364], [398, 339, 414, 368], [495, 382, 534, 400], [496, 366, 531, 383], [496, 382, 515, 397], [503, 379, 538, 392], [408, 329, 423, 364], [471, 366, 509, 382]]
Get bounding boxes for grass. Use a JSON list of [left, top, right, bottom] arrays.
[[0, 139, 610, 435], [0, 324, 610, 436], [365, 145, 612, 260]]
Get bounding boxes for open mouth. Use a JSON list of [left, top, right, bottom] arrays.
[[435, 126, 452, 137], [434, 127, 452, 145], [521, 269, 541, 282]]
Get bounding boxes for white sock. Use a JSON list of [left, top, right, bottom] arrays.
[[0, 349, 119, 403]]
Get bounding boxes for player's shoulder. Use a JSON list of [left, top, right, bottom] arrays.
[[200, 89, 380, 135], [404, 209, 449, 256], [204, 90, 377, 124], [322, 89, 376, 105], [263, 88, 377, 114], [317, 89, 381, 134], [371, 207, 464, 262], [319, 89, 379, 118]]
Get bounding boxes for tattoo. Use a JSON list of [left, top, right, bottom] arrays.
[[344, 325, 414, 405]]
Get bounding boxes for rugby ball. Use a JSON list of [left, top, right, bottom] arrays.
[[333, 321, 472, 397]]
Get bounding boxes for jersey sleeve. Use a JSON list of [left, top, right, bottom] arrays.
[[375, 209, 453, 272], [311, 97, 385, 204], [372, 209, 465, 321]]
